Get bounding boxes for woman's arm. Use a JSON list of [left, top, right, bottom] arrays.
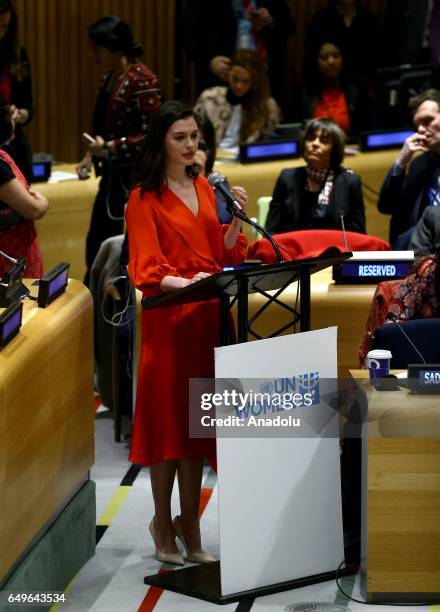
[[0, 179, 48, 220]]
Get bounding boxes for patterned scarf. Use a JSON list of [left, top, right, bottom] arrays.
[[306, 165, 335, 206]]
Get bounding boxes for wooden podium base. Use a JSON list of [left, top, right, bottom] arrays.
[[144, 562, 355, 605]]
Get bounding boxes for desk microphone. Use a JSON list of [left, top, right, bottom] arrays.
[[339, 213, 349, 252], [0, 248, 17, 264], [385, 313, 427, 364]]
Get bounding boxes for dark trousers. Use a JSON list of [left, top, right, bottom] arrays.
[[84, 163, 133, 287]]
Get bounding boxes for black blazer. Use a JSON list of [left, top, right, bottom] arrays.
[[265, 166, 366, 235], [378, 152, 437, 245]]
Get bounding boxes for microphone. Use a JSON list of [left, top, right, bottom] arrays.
[[207, 172, 288, 263], [0, 248, 17, 264], [207, 172, 242, 212], [339, 213, 349, 252], [385, 313, 426, 364]]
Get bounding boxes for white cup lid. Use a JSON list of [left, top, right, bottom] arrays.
[[367, 349, 392, 359]]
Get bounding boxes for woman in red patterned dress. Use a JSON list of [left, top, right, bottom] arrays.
[[126, 101, 247, 565], [0, 102, 47, 277]]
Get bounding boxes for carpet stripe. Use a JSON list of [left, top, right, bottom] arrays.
[[97, 486, 131, 526], [121, 464, 142, 486]]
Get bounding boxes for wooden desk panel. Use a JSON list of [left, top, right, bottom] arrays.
[[0, 279, 94, 583], [351, 372, 440, 601], [34, 151, 396, 281]]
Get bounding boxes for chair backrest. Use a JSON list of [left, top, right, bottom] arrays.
[[373, 318, 440, 368], [257, 196, 271, 232]]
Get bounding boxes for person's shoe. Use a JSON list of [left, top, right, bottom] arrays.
[[149, 519, 185, 566], [172, 515, 216, 564]]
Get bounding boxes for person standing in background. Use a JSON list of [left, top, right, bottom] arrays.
[[0, 0, 34, 183], [76, 16, 162, 286], [182, 0, 293, 106]]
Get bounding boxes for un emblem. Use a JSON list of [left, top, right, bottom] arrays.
[[297, 372, 320, 404], [260, 380, 273, 394]]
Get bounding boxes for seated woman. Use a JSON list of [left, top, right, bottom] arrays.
[[0, 101, 48, 277], [301, 37, 372, 138], [386, 253, 439, 322], [194, 48, 280, 148], [265, 117, 366, 235]]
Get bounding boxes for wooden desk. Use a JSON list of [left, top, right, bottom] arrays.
[[351, 371, 440, 603], [34, 151, 396, 281], [0, 280, 94, 583]]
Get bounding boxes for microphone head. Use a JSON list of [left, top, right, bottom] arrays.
[[207, 172, 223, 187]]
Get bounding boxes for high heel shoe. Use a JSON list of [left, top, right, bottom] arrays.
[[149, 519, 185, 566], [172, 515, 216, 564]]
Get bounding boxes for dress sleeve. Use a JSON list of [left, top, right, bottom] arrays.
[[126, 189, 182, 296], [112, 71, 162, 160]]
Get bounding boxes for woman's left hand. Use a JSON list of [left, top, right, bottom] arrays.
[[87, 135, 108, 158], [231, 185, 248, 213]]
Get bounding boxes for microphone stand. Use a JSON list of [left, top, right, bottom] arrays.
[[229, 206, 285, 264]]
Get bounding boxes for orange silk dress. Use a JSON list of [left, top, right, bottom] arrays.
[[126, 175, 247, 466]]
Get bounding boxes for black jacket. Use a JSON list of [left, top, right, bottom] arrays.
[[265, 166, 366, 235], [378, 152, 439, 245]]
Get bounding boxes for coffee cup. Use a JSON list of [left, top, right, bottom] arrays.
[[365, 349, 392, 385]]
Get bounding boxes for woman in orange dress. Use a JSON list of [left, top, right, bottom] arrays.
[[126, 101, 247, 565]]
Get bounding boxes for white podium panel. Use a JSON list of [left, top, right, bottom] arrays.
[[215, 328, 344, 597]]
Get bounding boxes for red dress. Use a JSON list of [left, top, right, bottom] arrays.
[[126, 175, 247, 466], [0, 149, 43, 278]]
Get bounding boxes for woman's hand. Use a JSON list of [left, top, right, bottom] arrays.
[[86, 135, 109, 158], [76, 154, 92, 180], [189, 272, 211, 284], [160, 273, 211, 292], [231, 185, 248, 213], [10, 105, 29, 125]]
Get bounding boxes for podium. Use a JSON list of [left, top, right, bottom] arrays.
[[143, 254, 353, 604], [142, 252, 352, 342]]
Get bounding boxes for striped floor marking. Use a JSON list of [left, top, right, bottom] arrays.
[[138, 468, 217, 611], [50, 464, 142, 611]]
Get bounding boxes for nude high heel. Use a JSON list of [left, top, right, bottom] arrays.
[[172, 515, 216, 564], [149, 519, 185, 566]]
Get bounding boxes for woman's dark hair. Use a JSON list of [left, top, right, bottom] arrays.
[[88, 16, 143, 60], [304, 36, 347, 96], [229, 49, 272, 143], [194, 111, 216, 174], [301, 117, 346, 170], [134, 100, 199, 197], [0, 0, 27, 80], [0, 99, 14, 144]]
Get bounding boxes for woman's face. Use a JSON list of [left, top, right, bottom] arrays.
[[303, 129, 333, 169], [89, 43, 118, 69], [228, 65, 252, 98], [0, 12, 11, 41], [317, 43, 343, 79], [164, 117, 199, 168]]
